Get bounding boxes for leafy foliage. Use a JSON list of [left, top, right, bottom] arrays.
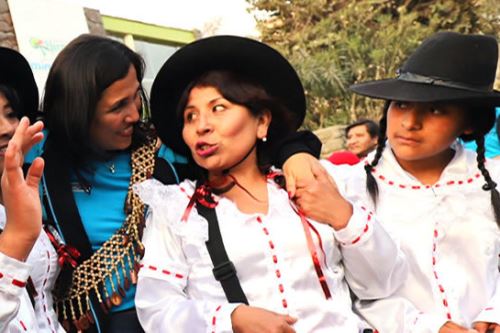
[[248, 0, 500, 129]]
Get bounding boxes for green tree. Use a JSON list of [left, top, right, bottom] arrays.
[[248, 0, 500, 129]]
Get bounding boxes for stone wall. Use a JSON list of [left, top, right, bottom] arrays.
[[314, 125, 345, 159], [84, 8, 105, 36], [0, 0, 18, 49]]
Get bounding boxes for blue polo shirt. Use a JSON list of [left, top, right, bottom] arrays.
[[26, 134, 187, 312]]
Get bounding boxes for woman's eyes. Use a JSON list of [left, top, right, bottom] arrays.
[[213, 104, 226, 112], [184, 103, 227, 122], [430, 107, 443, 114], [109, 91, 141, 112], [6, 107, 18, 119], [184, 111, 197, 122], [394, 101, 409, 109]]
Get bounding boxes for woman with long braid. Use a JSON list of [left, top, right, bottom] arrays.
[[296, 32, 500, 333]]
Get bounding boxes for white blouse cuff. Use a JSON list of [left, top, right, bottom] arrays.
[[333, 205, 374, 246], [0, 251, 31, 295], [411, 312, 448, 333], [474, 306, 500, 326], [208, 303, 241, 333]]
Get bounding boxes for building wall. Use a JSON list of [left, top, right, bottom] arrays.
[[0, 0, 18, 49]]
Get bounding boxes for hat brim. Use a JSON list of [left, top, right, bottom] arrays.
[[351, 79, 500, 104], [0, 47, 38, 120], [151, 35, 306, 156]]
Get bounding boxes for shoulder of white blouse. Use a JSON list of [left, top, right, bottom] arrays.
[[136, 179, 208, 242], [134, 179, 195, 207]]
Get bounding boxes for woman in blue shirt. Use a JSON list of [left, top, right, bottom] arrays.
[[28, 34, 322, 333]]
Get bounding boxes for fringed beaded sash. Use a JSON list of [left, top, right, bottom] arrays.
[[54, 138, 156, 332]]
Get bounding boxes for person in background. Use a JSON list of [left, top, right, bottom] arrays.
[[328, 119, 379, 165], [345, 119, 379, 158]]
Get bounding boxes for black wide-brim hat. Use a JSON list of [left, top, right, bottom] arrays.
[[350, 32, 500, 104], [0, 47, 39, 120], [150, 35, 306, 155]]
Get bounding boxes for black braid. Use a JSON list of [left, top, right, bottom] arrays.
[[365, 102, 390, 206], [475, 136, 500, 228]]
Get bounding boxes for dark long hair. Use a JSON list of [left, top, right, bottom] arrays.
[[175, 70, 295, 180], [364, 101, 500, 228], [42, 34, 150, 171], [0, 84, 22, 119]]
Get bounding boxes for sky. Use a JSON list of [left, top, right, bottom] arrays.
[[63, 0, 259, 37]]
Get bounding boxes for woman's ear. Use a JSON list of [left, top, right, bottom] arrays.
[[257, 110, 272, 140]]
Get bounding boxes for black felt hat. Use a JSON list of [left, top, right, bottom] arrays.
[[150, 35, 306, 155], [0, 47, 38, 119], [350, 32, 500, 104]]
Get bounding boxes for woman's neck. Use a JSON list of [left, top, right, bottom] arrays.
[[394, 148, 455, 185], [209, 163, 268, 215]]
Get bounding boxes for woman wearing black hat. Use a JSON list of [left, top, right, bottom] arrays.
[[301, 32, 500, 332], [25, 34, 323, 332], [134, 35, 407, 332], [0, 47, 64, 332]]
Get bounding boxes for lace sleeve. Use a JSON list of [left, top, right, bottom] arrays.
[[134, 179, 208, 242]]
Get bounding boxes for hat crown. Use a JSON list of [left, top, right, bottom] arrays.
[[400, 32, 498, 91]]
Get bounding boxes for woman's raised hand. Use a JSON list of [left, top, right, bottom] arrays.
[[0, 117, 44, 261]]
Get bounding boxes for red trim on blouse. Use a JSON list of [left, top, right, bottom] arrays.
[[431, 225, 452, 321], [255, 216, 291, 310], [12, 279, 27, 288], [139, 264, 184, 279], [369, 162, 481, 190]]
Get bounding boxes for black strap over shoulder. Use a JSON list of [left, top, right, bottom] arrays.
[[42, 143, 94, 262], [41, 144, 107, 333], [196, 197, 248, 305], [39, 144, 183, 332]]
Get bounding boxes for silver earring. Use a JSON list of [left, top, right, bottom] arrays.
[[262, 136, 267, 142]]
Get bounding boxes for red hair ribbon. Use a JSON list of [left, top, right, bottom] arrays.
[[294, 207, 332, 299], [44, 225, 81, 268], [267, 171, 332, 299]]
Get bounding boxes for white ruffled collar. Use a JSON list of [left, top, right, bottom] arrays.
[[366, 141, 484, 190]]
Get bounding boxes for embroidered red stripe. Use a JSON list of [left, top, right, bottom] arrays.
[[12, 279, 27, 287], [432, 223, 452, 321], [255, 216, 291, 308], [142, 265, 185, 279], [211, 305, 222, 332], [19, 320, 27, 331], [370, 169, 480, 189], [343, 212, 372, 246]]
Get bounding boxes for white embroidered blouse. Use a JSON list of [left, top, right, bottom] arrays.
[[134, 175, 407, 333], [323, 144, 500, 333], [0, 205, 64, 333]]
